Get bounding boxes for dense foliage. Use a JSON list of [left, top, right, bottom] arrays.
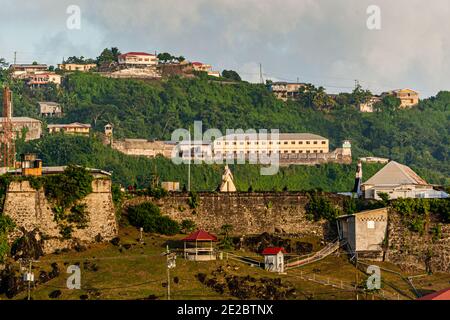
[[18, 134, 385, 192], [127, 202, 180, 235], [0, 215, 15, 263], [391, 198, 450, 235], [2, 72, 449, 188]]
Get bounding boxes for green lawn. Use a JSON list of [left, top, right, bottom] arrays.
[[3, 227, 449, 300]]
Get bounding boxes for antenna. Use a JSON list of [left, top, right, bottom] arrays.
[[259, 63, 264, 84]]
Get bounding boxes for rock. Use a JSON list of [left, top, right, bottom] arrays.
[[10, 229, 44, 261], [110, 237, 120, 246], [49, 290, 62, 299]]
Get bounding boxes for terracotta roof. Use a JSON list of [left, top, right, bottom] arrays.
[[47, 122, 91, 128], [182, 230, 218, 242], [119, 52, 155, 57], [363, 161, 428, 186], [216, 133, 328, 141], [262, 247, 286, 255], [417, 288, 450, 300]]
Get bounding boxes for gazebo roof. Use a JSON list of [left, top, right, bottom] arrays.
[[262, 247, 286, 255], [182, 230, 218, 242]]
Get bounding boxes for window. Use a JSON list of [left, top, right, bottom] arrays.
[[322, 141, 326, 144], [299, 141, 303, 144], [284, 141, 288, 145], [367, 221, 375, 229], [306, 141, 310, 144], [313, 141, 318, 144], [291, 141, 295, 144]]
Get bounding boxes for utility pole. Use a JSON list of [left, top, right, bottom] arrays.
[[24, 260, 35, 300], [165, 245, 176, 300], [166, 245, 171, 300], [259, 63, 264, 84], [187, 128, 191, 192], [13, 51, 17, 65]]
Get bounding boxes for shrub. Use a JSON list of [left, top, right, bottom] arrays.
[[188, 191, 200, 209], [306, 193, 341, 222], [181, 219, 196, 234], [127, 202, 180, 235], [0, 215, 15, 263]]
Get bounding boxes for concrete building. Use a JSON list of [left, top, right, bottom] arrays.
[[361, 161, 448, 200], [269, 82, 307, 101], [57, 63, 96, 72], [213, 133, 330, 158], [262, 247, 285, 273], [27, 73, 62, 87], [191, 62, 220, 77], [337, 208, 388, 260], [382, 89, 419, 109], [47, 122, 91, 135], [9, 64, 48, 77], [118, 52, 158, 67], [0, 117, 42, 141], [161, 181, 180, 192], [38, 102, 62, 117], [111, 139, 174, 158], [359, 96, 382, 113]]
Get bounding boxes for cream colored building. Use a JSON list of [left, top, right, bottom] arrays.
[[270, 82, 307, 101], [359, 96, 382, 113], [38, 102, 62, 117], [27, 73, 62, 87], [213, 133, 329, 158], [58, 63, 96, 72], [118, 52, 158, 66], [9, 64, 48, 78], [337, 208, 388, 259], [383, 89, 419, 109], [47, 122, 91, 135], [361, 161, 448, 200], [191, 62, 220, 77]]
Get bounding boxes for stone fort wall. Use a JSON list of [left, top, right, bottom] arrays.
[[125, 192, 346, 238], [3, 179, 118, 253]]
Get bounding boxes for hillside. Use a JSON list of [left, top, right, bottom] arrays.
[[3, 72, 450, 186], [18, 134, 383, 191], [4, 226, 450, 300]]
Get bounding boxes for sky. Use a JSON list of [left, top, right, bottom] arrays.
[[1, 0, 450, 97]]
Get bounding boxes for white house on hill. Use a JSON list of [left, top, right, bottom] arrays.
[[361, 161, 449, 200]]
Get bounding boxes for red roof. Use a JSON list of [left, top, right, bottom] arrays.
[[119, 52, 155, 57], [261, 247, 286, 255], [182, 230, 218, 242], [417, 288, 450, 300]]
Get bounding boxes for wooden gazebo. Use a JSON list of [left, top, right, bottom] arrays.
[[182, 230, 218, 261]]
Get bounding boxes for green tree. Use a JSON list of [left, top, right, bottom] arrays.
[[221, 70, 241, 81]]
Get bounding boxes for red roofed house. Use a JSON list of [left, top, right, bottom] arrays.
[[417, 288, 450, 300], [182, 230, 218, 261], [262, 247, 285, 273], [118, 52, 158, 67]]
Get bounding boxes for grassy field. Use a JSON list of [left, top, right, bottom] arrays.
[[3, 226, 449, 300]]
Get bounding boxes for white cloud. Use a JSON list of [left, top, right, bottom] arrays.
[[2, 0, 450, 96]]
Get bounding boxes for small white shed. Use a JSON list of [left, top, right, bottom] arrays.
[[262, 247, 285, 273]]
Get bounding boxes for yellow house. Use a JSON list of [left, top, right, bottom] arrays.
[[58, 63, 96, 72], [47, 122, 91, 135], [383, 89, 419, 108]]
